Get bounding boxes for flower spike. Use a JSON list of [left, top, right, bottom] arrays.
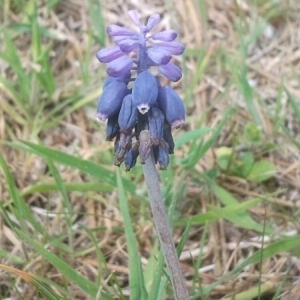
[[95, 12, 190, 300], [96, 10, 185, 169]]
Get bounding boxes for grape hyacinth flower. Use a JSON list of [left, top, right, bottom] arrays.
[[96, 11, 190, 299], [96, 10, 185, 171]]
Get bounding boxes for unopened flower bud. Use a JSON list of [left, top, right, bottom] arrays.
[[118, 38, 139, 53], [155, 42, 185, 55], [151, 30, 177, 42], [147, 48, 171, 65], [107, 24, 136, 37], [127, 10, 140, 26], [158, 62, 182, 82], [107, 56, 133, 77], [146, 14, 161, 31], [96, 47, 124, 63]]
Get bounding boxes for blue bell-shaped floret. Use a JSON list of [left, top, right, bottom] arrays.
[[157, 86, 185, 128], [97, 80, 128, 121], [132, 71, 158, 114]]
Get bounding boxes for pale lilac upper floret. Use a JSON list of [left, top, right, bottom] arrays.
[[96, 10, 185, 82]]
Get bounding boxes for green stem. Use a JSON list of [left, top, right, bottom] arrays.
[[142, 146, 190, 300]]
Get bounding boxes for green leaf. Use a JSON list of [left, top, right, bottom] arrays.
[[0, 32, 30, 100], [45, 158, 73, 244], [282, 126, 300, 149], [87, 0, 105, 46], [176, 197, 262, 227], [201, 234, 300, 296], [211, 184, 271, 233], [116, 169, 147, 300], [222, 281, 275, 300], [35, 45, 56, 97], [0, 264, 63, 300], [14, 140, 135, 193], [0, 249, 26, 264], [285, 87, 300, 122], [17, 231, 114, 300], [0, 152, 44, 234], [174, 128, 211, 149], [184, 109, 232, 168], [247, 160, 276, 183], [183, 48, 210, 105], [147, 250, 166, 300], [236, 72, 261, 125], [238, 151, 254, 177], [21, 181, 112, 196]]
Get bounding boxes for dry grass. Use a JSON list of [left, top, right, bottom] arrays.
[[1, 0, 300, 299]]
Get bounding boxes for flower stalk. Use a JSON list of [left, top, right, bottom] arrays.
[[96, 10, 189, 299], [142, 136, 190, 300]]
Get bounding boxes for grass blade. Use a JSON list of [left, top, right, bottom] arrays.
[[0, 152, 44, 234], [0, 264, 63, 300], [201, 234, 300, 296], [11, 140, 135, 193], [184, 109, 232, 168], [17, 231, 114, 300], [116, 169, 147, 300]]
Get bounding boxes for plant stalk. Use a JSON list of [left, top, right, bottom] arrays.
[[142, 151, 190, 300]]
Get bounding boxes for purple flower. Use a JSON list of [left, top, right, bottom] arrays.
[[157, 86, 185, 128], [107, 24, 136, 37], [148, 107, 164, 145], [124, 142, 139, 171], [97, 11, 184, 80], [118, 94, 137, 133], [163, 123, 175, 154], [158, 62, 182, 82], [156, 139, 169, 170], [96, 10, 185, 170], [154, 42, 185, 55], [106, 56, 133, 77], [147, 48, 171, 65], [151, 30, 177, 42], [96, 47, 124, 63], [97, 80, 128, 121], [146, 14, 160, 31], [132, 71, 158, 114], [103, 72, 131, 88], [106, 114, 119, 141], [118, 39, 139, 53], [127, 10, 140, 26]]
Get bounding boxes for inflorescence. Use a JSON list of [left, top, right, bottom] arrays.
[[96, 10, 185, 171]]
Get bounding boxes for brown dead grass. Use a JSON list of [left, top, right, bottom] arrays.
[[1, 0, 300, 299]]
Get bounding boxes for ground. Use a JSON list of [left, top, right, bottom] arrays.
[[1, 0, 300, 299]]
